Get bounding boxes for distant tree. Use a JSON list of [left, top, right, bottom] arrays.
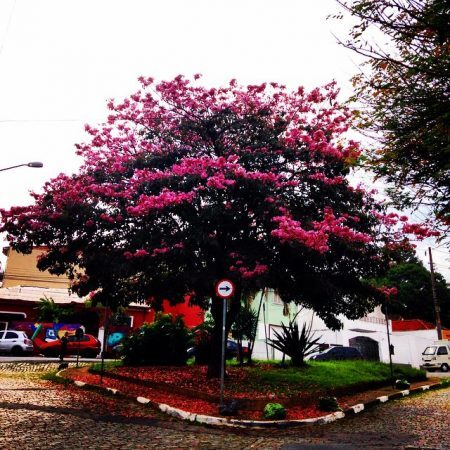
[[1, 76, 433, 377], [35, 296, 63, 323], [336, 0, 450, 239], [376, 260, 450, 326]]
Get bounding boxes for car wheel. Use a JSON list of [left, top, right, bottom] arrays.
[[11, 346, 23, 356], [440, 363, 449, 372]]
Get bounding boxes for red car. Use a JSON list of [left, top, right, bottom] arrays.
[[37, 334, 101, 358]]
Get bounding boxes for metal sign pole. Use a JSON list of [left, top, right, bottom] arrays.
[[384, 302, 395, 388], [215, 278, 235, 409], [220, 298, 227, 407]]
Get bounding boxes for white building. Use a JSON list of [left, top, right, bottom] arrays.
[[251, 289, 442, 368]]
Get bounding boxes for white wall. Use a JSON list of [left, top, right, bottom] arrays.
[[252, 304, 440, 368], [391, 330, 439, 368]]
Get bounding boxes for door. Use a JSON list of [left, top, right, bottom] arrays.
[[2, 331, 19, 352], [349, 336, 380, 361]]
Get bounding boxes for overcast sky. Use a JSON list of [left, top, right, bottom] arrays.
[[0, 0, 448, 280]]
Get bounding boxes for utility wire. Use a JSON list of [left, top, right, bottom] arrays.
[[0, 0, 17, 59]]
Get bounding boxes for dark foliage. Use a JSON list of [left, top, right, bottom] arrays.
[[337, 0, 450, 239], [121, 313, 192, 366]]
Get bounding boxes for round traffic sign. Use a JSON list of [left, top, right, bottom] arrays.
[[215, 279, 235, 299]]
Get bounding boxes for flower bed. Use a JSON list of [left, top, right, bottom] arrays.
[[62, 363, 431, 422], [64, 366, 324, 420]]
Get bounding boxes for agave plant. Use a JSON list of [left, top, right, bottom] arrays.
[[268, 310, 321, 367]]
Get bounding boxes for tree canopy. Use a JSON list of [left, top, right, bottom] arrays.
[[336, 0, 450, 238], [1, 76, 433, 340], [376, 258, 450, 327]]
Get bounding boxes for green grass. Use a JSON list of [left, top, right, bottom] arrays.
[[238, 360, 426, 395], [89, 360, 124, 373], [40, 372, 73, 385]]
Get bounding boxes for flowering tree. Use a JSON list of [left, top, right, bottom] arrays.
[[1, 75, 434, 376]]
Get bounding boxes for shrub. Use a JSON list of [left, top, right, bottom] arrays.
[[263, 402, 286, 420], [267, 311, 321, 367], [395, 379, 410, 390], [317, 396, 342, 412], [190, 315, 215, 364], [121, 313, 192, 366]]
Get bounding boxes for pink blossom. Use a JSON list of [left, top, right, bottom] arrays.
[[151, 247, 169, 257]]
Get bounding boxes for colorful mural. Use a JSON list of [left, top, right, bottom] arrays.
[[105, 325, 130, 355], [10, 321, 82, 341]]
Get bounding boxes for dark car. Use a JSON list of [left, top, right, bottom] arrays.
[[311, 346, 362, 361], [37, 334, 101, 358], [187, 340, 248, 359]]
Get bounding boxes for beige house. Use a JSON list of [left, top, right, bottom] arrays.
[[2, 246, 70, 289]]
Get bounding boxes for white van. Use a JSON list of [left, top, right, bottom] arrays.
[[421, 340, 450, 372]]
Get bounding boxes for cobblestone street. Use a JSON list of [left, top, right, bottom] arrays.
[[0, 371, 449, 449]]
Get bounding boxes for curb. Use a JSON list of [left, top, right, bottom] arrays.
[[58, 371, 445, 428]]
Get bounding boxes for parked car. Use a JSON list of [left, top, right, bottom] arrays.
[[421, 340, 450, 372], [0, 330, 34, 355], [310, 346, 362, 361], [187, 340, 249, 359], [37, 334, 101, 358]]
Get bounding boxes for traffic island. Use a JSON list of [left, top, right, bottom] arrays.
[[57, 368, 446, 428]]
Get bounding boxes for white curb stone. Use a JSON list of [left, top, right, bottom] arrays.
[[158, 404, 169, 413], [74, 380, 86, 387], [377, 396, 389, 403], [195, 414, 228, 426], [400, 390, 410, 396], [351, 404, 364, 413], [106, 388, 118, 395], [165, 407, 195, 421], [137, 396, 150, 404], [422, 385, 430, 391], [320, 413, 339, 423]]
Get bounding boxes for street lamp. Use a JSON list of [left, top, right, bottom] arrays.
[[0, 162, 43, 172]]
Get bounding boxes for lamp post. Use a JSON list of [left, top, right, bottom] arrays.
[[0, 162, 43, 172]]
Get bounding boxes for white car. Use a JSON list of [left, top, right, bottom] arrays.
[[0, 330, 34, 355], [421, 341, 450, 372]]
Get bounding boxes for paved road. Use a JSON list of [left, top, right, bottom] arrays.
[[0, 373, 449, 449]]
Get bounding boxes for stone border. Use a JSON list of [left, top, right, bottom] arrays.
[[58, 370, 445, 428]]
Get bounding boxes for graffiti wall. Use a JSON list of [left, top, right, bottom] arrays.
[[10, 321, 82, 341]]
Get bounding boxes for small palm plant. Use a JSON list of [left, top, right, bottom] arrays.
[[268, 310, 321, 367]]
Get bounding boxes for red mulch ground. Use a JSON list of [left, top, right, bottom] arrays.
[[63, 365, 434, 422], [64, 366, 325, 420]]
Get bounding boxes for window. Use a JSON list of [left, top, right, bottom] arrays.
[[423, 346, 436, 355], [68, 335, 90, 342], [5, 332, 18, 339], [437, 346, 448, 356]]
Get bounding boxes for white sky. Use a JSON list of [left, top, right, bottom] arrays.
[[0, 0, 448, 280]]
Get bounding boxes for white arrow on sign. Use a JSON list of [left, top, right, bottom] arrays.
[[216, 279, 235, 299]]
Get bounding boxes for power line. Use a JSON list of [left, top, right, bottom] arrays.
[[0, 0, 17, 59]]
